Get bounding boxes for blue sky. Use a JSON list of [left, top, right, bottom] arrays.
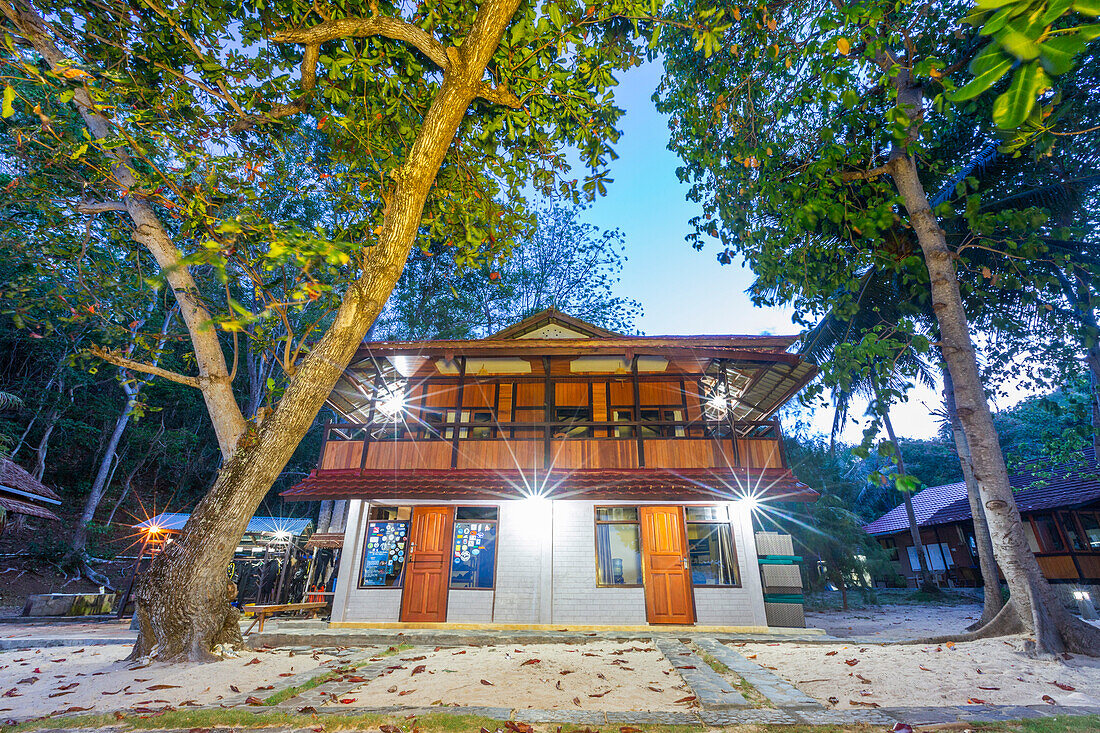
[[576, 61, 947, 442]]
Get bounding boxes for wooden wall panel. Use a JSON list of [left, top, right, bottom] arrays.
[[514, 382, 544, 407], [463, 382, 495, 409], [737, 439, 782, 469], [456, 440, 542, 470], [1036, 555, 1079, 580], [645, 439, 718, 469], [362, 441, 451, 470], [321, 440, 364, 470], [550, 440, 639, 470], [498, 383, 514, 420], [638, 380, 682, 406], [555, 382, 588, 407], [1076, 554, 1100, 580], [608, 380, 633, 406], [423, 383, 459, 408]]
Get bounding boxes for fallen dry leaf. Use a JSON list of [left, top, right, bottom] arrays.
[[573, 696, 581, 706], [1043, 695, 1057, 704], [978, 685, 1000, 690], [621, 727, 644, 733], [480, 679, 494, 686], [647, 686, 662, 692], [229, 685, 240, 693], [339, 698, 357, 704], [380, 725, 401, 733], [825, 651, 838, 656], [844, 659, 859, 666], [505, 721, 534, 733], [147, 684, 180, 691], [968, 698, 988, 704], [245, 658, 261, 665], [849, 700, 880, 708], [398, 690, 415, 696], [245, 696, 264, 705], [675, 695, 697, 704], [1053, 681, 1076, 691], [412, 665, 427, 675], [254, 685, 274, 691], [401, 656, 427, 662], [588, 690, 611, 698], [387, 685, 398, 693], [520, 658, 540, 666], [855, 674, 872, 684]]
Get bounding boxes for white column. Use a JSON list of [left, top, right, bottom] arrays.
[[330, 499, 366, 623]]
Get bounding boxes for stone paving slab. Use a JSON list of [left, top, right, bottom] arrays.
[[514, 709, 609, 724], [790, 708, 900, 725], [699, 708, 798, 724], [693, 637, 823, 710], [655, 638, 750, 709], [605, 710, 700, 724]]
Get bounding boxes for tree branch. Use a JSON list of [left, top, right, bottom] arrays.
[[840, 161, 895, 181], [88, 345, 200, 389], [234, 14, 520, 130], [70, 199, 128, 214]]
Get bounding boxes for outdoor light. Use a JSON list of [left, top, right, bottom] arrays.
[[377, 389, 406, 420], [738, 494, 760, 511], [145, 525, 162, 535], [707, 394, 729, 414], [273, 530, 292, 541], [1073, 589, 1098, 620]]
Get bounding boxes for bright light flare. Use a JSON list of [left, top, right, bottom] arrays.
[[707, 394, 729, 414], [377, 389, 406, 420]]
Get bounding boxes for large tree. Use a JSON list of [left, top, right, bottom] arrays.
[[656, 0, 1100, 653], [2, 0, 651, 660]]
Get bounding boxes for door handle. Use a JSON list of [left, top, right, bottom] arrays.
[[683, 559, 689, 570]]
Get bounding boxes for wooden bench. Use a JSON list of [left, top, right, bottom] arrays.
[[241, 601, 329, 634]]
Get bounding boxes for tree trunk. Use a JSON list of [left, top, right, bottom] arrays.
[[67, 388, 135, 561], [127, 0, 524, 662], [881, 403, 935, 590], [942, 362, 1004, 626], [891, 149, 1100, 655], [32, 404, 61, 481], [837, 573, 848, 611], [1087, 349, 1100, 457]]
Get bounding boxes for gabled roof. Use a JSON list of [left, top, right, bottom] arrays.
[[488, 308, 624, 340], [863, 447, 1100, 536], [135, 512, 312, 535], [283, 467, 818, 503]]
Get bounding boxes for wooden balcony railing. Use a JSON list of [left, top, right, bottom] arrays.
[[316, 417, 787, 473]]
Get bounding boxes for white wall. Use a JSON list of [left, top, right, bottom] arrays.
[[332, 498, 766, 627]]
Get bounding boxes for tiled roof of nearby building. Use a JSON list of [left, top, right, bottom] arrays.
[[135, 512, 313, 535], [282, 467, 818, 503], [862, 481, 969, 536], [864, 448, 1100, 536], [0, 457, 62, 503]]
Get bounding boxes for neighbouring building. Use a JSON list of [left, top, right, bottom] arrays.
[[282, 309, 818, 628], [863, 449, 1100, 602], [0, 457, 61, 531]]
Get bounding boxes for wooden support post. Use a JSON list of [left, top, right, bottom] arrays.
[[631, 354, 645, 467], [450, 356, 467, 469]]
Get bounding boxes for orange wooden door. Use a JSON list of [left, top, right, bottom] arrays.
[[400, 507, 454, 622], [639, 506, 695, 625]]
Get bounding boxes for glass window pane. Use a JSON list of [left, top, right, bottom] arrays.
[[1081, 513, 1100, 550], [596, 523, 642, 585], [1058, 513, 1084, 551], [455, 506, 498, 521], [369, 506, 411, 521], [1033, 515, 1065, 552], [361, 521, 408, 586], [687, 522, 738, 585], [595, 507, 638, 522], [450, 521, 497, 588], [686, 506, 727, 522]]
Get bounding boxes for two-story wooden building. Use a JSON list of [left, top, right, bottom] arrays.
[[283, 310, 818, 628]]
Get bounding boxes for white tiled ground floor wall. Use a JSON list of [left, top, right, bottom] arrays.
[[330, 498, 769, 628]]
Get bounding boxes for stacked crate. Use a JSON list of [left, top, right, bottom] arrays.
[[755, 531, 805, 628]]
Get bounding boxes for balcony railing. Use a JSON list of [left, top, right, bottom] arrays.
[[316, 417, 787, 473]]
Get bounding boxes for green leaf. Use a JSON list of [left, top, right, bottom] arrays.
[[2, 85, 13, 118], [1074, 0, 1100, 15], [58, 88, 74, 103], [997, 23, 1042, 60], [950, 53, 1013, 101], [975, 0, 1021, 9], [1038, 34, 1085, 75], [992, 61, 1049, 129], [841, 89, 859, 108]]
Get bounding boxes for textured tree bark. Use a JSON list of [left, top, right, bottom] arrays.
[[942, 363, 1004, 627], [126, 0, 524, 661], [316, 500, 334, 534], [32, 404, 60, 482], [881, 406, 935, 590], [891, 150, 1100, 655]]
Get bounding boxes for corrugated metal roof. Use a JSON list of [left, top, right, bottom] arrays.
[[135, 512, 312, 535], [282, 467, 818, 503], [864, 448, 1100, 536]]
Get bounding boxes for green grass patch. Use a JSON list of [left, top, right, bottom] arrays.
[[3, 703, 1096, 733], [690, 644, 771, 709]]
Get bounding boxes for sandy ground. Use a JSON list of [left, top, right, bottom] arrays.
[[736, 636, 1100, 710], [0, 644, 348, 721], [805, 601, 985, 639], [328, 642, 696, 712]]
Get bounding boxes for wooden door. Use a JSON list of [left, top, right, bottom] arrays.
[[400, 507, 454, 622], [639, 506, 695, 625]]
